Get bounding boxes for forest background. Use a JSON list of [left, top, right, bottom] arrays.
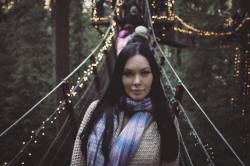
[[0, 0, 249, 165]]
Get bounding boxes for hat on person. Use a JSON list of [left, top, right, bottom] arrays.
[[134, 26, 149, 40]]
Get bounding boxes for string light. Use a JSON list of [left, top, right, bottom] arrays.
[[8, 0, 250, 164], [91, 0, 250, 37], [234, 47, 241, 78], [174, 15, 233, 36], [167, 0, 174, 20], [243, 33, 250, 96], [232, 31, 250, 112], [224, 17, 234, 27], [2, 19, 117, 166], [150, 0, 250, 37], [91, 0, 120, 25], [69, 26, 114, 94], [2, 101, 67, 165], [152, 0, 157, 16]]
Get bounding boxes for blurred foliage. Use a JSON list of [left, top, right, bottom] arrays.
[[0, 0, 102, 164], [164, 0, 250, 165], [0, 0, 249, 165]]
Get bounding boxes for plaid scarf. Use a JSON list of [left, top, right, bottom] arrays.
[[87, 97, 153, 166]]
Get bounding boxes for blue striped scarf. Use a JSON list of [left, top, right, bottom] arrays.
[[87, 97, 153, 166]]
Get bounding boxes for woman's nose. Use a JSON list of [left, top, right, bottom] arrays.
[[133, 75, 141, 85]]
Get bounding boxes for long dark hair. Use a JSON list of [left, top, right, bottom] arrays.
[[80, 42, 179, 163]]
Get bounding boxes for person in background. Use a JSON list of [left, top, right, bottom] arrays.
[[115, 24, 134, 55], [116, 25, 149, 55], [114, 2, 144, 28]]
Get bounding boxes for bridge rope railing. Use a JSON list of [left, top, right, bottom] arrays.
[[1, 0, 125, 162], [0, 22, 114, 139], [6, 109, 70, 166], [155, 25, 245, 166], [2, 1, 246, 165], [144, 0, 246, 165], [48, 127, 73, 166], [36, 23, 117, 166], [156, 50, 214, 166], [37, 113, 71, 166], [144, 1, 214, 165], [178, 128, 194, 166], [2, 100, 66, 165], [2, 26, 117, 166]]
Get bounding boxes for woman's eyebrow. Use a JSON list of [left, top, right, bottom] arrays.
[[123, 66, 151, 71], [123, 67, 150, 71], [123, 68, 133, 71], [141, 67, 151, 70]]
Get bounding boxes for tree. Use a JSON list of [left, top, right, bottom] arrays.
[[0, 0, 54, 163], [164, 0, 249, 164]]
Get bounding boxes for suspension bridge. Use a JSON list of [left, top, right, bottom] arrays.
[[0, 0, 249, 165]]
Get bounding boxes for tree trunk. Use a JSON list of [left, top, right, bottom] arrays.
[[55, 0, 70, 99], [55, 0, 70, 127]]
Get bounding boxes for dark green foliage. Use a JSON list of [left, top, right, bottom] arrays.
[[0, 0, 53, 125], [0, 0, 249, 165], [69, 0, 101, 67], [165, 0, 250, 165], [0, 0, 103, 164], [0, 0, 55, 163]]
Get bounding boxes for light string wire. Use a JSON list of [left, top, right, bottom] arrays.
[[37, 19, 116, 166], [3, 23, 116, 166], [2, 3, 119, 164], [4, 102, 66, 166], [173, 16, 250, 36], [3, 29, 115, 165], [0, 25, 112, 138], [163, 62, 215, 164], [177, 123, 194, 166], [151, 0, 250, 37], [156, 32, 246, 166], [37, 114, 71, 166], [144, 2, 200, 166], [48, 128, 72, 166], [156, 51, 213, 165], [68, 21, 116, 105], [145, 0, 245, 165], [6, 137, 33, 166], [72, 0, 121, 113]]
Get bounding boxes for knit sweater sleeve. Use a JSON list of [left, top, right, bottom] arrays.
[[70, 100, 99, 166]]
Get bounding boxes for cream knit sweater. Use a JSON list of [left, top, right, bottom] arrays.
[[71, 101, 179, 166]]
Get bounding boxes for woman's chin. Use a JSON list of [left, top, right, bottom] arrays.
[[130, 95, 145, 101]]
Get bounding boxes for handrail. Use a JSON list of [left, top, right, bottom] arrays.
[[0, 25, 112, 138], [144, 0, 245, 165]]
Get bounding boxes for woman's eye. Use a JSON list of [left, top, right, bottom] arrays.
[[123, 71, 133, 77], [141, 70, 151, 76]]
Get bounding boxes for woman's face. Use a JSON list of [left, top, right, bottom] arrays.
[[122, 54, 153, 101]]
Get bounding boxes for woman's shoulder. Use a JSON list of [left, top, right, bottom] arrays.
[[84, 100, 99, 116], [79, 100, 99, 127], [87, 100, 99, 111]]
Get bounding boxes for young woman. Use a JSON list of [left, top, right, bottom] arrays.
[[71, 42, 179, 166]]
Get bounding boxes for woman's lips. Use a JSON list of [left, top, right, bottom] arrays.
[[131, 89, 144, 95]]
